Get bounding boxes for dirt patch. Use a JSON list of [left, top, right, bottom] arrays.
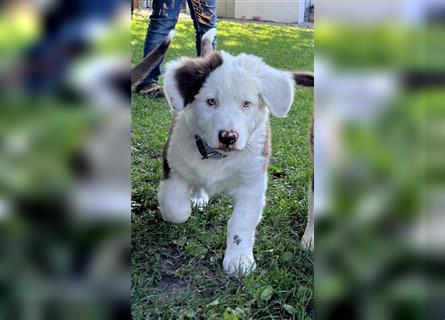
[[147, 149, 161, 159], [154, 274, 190, 294], [272, 171, 286, 179], [147, 274, 192, 306], [146, 248, 193, 304]]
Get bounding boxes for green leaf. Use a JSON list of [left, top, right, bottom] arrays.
[[206, 298, 220, 308], [260, 285, 274, 301], [283, 304, 298, 315], [280, 251, 294, 263], [279, 198, 287, 207], [180, 308, 196, 318], [185, 242, 208, 257], [297, 286, 310, 299], [223, 308, 238, 320]]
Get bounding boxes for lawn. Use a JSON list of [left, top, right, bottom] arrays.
[[131, 11, 314, 319]]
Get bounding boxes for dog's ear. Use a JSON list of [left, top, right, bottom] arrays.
[[235, 54, 295, 117], [164, 51, 223, 110], [255, 64, 295, 118]]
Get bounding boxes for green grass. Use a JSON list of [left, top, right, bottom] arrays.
[[131, 12, 314, 319]]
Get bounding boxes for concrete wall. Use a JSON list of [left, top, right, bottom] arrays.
[[217, 0, 305, 23], [217, 0, 236, 19]]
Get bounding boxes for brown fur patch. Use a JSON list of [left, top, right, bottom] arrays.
[[310, 117, 314, 192], [162, 115, 177, 180], [174, 51, 223, 107], [262, 120, 271, 172], [200, 37, 214, 57], [293, 71, 314, 87]]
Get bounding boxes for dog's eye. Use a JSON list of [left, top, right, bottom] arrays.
[[207, 98, 216, 106], [242, 101, 251, 109]]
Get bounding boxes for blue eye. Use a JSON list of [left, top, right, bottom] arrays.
[[207, 98, 216, 106], [242, 101, 251, 109]]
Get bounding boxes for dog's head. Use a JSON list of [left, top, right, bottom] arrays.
[[164, 51, 296, 153]]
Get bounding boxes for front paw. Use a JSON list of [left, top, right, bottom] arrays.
[[223, 252, 256, 275], [191, 188, 209, 211], [300, 230, 314, 251]]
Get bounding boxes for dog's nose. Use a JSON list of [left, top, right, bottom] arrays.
[[218, 130, 239, 145]]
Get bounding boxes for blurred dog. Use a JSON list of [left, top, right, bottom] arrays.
[[132, 29, 314, 274]]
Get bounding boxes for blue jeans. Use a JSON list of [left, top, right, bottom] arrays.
[[140, 0, 217, 87]]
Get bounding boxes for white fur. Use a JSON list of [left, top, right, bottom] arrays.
[[159, 52, 295, 275], [163, 58, 187, 110], [233, 53, 295, 117], [201, 28, 216, 43], [167, 29, 176, 40]]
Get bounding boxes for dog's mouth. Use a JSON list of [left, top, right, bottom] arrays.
[[216, 145, 242, 153], [195, 135, 243, 159]]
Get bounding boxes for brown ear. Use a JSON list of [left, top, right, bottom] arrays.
[[293, 71, 314, 87], [131, 31, 175, 91], [164, 51, 223, 110]]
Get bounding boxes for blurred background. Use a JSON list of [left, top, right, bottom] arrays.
[[0, 1, 130, 319], [315, 0, 445, 319]]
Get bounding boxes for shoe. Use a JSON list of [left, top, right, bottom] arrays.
[[136, 82, 165, 99]]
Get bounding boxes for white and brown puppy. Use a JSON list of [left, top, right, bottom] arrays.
[[162, 31, 314, 274], [132, 29, 314, 275]]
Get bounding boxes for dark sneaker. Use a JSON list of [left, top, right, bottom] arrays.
[[136, 83, 165, 98]]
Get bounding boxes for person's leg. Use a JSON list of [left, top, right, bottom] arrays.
[[139, 0, 183, 88], [186, 0, 217, 56]]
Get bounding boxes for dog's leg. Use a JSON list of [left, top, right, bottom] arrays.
[[301, 178, 314, 250], [223, 180, 266, 275], [301, 117, 314, 250], [190, 187, 209, 211], [158, 175, 191, 223]]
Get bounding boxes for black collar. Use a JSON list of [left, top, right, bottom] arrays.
[[194, 135, 226, 160]]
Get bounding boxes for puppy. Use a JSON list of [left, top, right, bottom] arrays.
[[132, 29, 314, 275]]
